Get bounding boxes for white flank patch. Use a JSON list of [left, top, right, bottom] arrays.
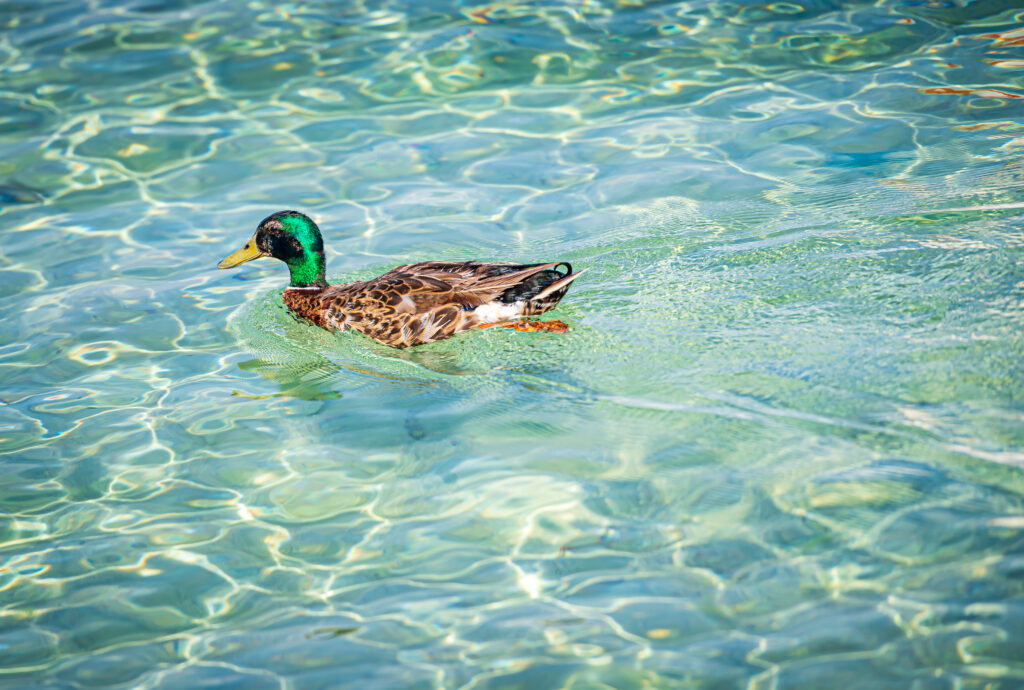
[[472, 302, 521, 323]]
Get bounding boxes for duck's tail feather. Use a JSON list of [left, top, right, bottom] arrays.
[[492, 262, 571, 304], [463, 261, 584, 319], [519, 267, 587, 316], [533, 267, 588, 301]]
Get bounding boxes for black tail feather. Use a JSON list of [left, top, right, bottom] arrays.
[[497, 263, 572, 304]]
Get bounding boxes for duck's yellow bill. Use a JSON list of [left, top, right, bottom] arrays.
[[218, 235, 263, 269]]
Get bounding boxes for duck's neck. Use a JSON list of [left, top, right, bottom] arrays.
[[286, 252, 328, 289]]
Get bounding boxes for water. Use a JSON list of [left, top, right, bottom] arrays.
[[2, 0, 1023, 687]]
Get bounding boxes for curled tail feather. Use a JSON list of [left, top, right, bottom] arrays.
[[519, 267, 586, 316], [497, 262, 572, 304]]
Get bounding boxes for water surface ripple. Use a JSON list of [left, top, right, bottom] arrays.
[[1, 0, 1023, 688]]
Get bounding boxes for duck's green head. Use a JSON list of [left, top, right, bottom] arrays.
[[218, 210, 328, 288]]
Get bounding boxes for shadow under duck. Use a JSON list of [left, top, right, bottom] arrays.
[[218, 211, 586, 349]]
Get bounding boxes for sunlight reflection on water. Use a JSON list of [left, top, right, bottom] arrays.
[[1, 0, 1023, 687]]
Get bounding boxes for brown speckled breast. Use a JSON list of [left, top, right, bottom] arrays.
[[282, 287, 329, 328]]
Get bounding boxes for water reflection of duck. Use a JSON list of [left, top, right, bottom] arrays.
[[218, 210, 586, 349]]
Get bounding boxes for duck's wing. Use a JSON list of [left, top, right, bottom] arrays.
[[325, 272, 484, 348], [376, 261, 508, 291], [381, 261, 573, 299]]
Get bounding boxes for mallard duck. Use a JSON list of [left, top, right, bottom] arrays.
[[218, 211, 586, 349]]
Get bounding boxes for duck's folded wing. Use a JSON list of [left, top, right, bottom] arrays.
[[337, 272, 484, 348], [380, 261, 571, 299]]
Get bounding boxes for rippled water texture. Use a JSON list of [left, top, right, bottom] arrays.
[[2, 0, 1024, 687]]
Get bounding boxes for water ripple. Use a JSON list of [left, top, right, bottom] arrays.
[[1, 0, 1023, 687]]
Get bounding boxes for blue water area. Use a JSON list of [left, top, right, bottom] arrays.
[[1, 0, 1023, 687]]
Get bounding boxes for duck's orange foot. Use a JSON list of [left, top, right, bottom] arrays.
[[477, 320, 569, 333], [506, 320, 570, 333]]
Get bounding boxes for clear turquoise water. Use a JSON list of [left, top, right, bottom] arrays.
[[2, 0, 1024, 687]]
